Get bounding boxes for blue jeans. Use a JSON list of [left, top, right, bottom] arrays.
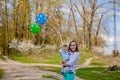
[[63, 72, 75, 80]]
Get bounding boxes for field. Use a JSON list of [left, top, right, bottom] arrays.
[[37, 66, 120, 80]]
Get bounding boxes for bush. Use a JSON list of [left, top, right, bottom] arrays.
[[9, 38, 43, 55]]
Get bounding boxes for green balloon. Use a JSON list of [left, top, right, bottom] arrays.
[[30, 23, 41, 34]]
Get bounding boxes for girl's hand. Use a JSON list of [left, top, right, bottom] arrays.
[[63, 64, 70, 67], [62, 61, 66, 64], [62, 61, 64, 64]]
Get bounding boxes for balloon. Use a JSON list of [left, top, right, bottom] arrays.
[[36, 13, 47, 25], [30, 23, 41, 34]]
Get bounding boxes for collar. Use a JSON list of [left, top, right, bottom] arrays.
[[70, 52, 75, 55]]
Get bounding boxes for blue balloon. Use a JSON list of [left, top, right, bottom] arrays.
[[36, 13, 47, 25]]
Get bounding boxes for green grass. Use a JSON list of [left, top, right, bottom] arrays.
[[0, 69, 4, 78], [90, 58, 109, 66], [37, 66, 120, 80], [90, 56, 114, 66], [8, 52, 93, 64], [42, 75, 59, 80], [0, 55, 6, 61], [8, 53, 61, 64], [76, 67, 120, 80], [79, 52, 93, 64]]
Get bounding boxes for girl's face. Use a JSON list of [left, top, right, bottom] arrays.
[[70, 42, 77, 52]]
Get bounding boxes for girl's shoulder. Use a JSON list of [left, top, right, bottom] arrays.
[[75, 51, 80, 54], [75, 52, 80, 55]]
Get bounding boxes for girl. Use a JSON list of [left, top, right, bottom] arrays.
[[62, 40, 80, 80]]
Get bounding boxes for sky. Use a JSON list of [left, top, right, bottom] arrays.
[[100, 0, 120, 54]]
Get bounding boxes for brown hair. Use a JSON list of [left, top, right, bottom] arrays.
[[68, 40, 79, 52], [62, 44, 68, 48]]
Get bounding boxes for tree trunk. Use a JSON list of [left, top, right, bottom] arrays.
[[88, 0, 96, 50], [70, 1, 79, 40], [68, 7, 72, 37], [5, 0, 9, 55], [95, 14, 103, 46]]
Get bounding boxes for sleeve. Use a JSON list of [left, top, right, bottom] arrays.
[[66, 52, 80, 67], [59, 48, 63, 54]]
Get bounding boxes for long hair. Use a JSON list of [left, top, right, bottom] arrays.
[[68, 40, 79, 52]]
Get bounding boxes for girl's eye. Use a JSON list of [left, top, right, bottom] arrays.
[[70, 45, 75, 46]]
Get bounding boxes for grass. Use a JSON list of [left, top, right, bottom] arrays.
[[37, 66, 120, 80], [8, 51, 115, 67], [90, 56, 115, 66], [90, 58, 110, 66], [0, 69, 4, 78], [42, 75, 59, 80], [79, 52, 93, 64], [8, 53, 61, 64], [0, 55, 6, 61], [8, 52, 93, 64], [76, 67, 120, 80]]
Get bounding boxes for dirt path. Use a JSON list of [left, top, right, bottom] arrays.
[[0, 60, 63, 80], [77, 58, 93, 69], [0, 57, 83, 80]]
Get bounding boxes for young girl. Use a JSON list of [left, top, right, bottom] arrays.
[[62, 40, 80, 80]]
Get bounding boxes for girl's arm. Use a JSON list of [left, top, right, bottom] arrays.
[[63, 63, 70, 67], [64, 52, 80, 67]]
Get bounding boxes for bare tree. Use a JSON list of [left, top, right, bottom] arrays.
[[95, 14, 103, 46], [74, 0, 110, 50]]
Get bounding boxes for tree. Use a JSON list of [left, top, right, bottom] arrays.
[[73, 0, 110, 50], [1, 0, 10, 55]]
